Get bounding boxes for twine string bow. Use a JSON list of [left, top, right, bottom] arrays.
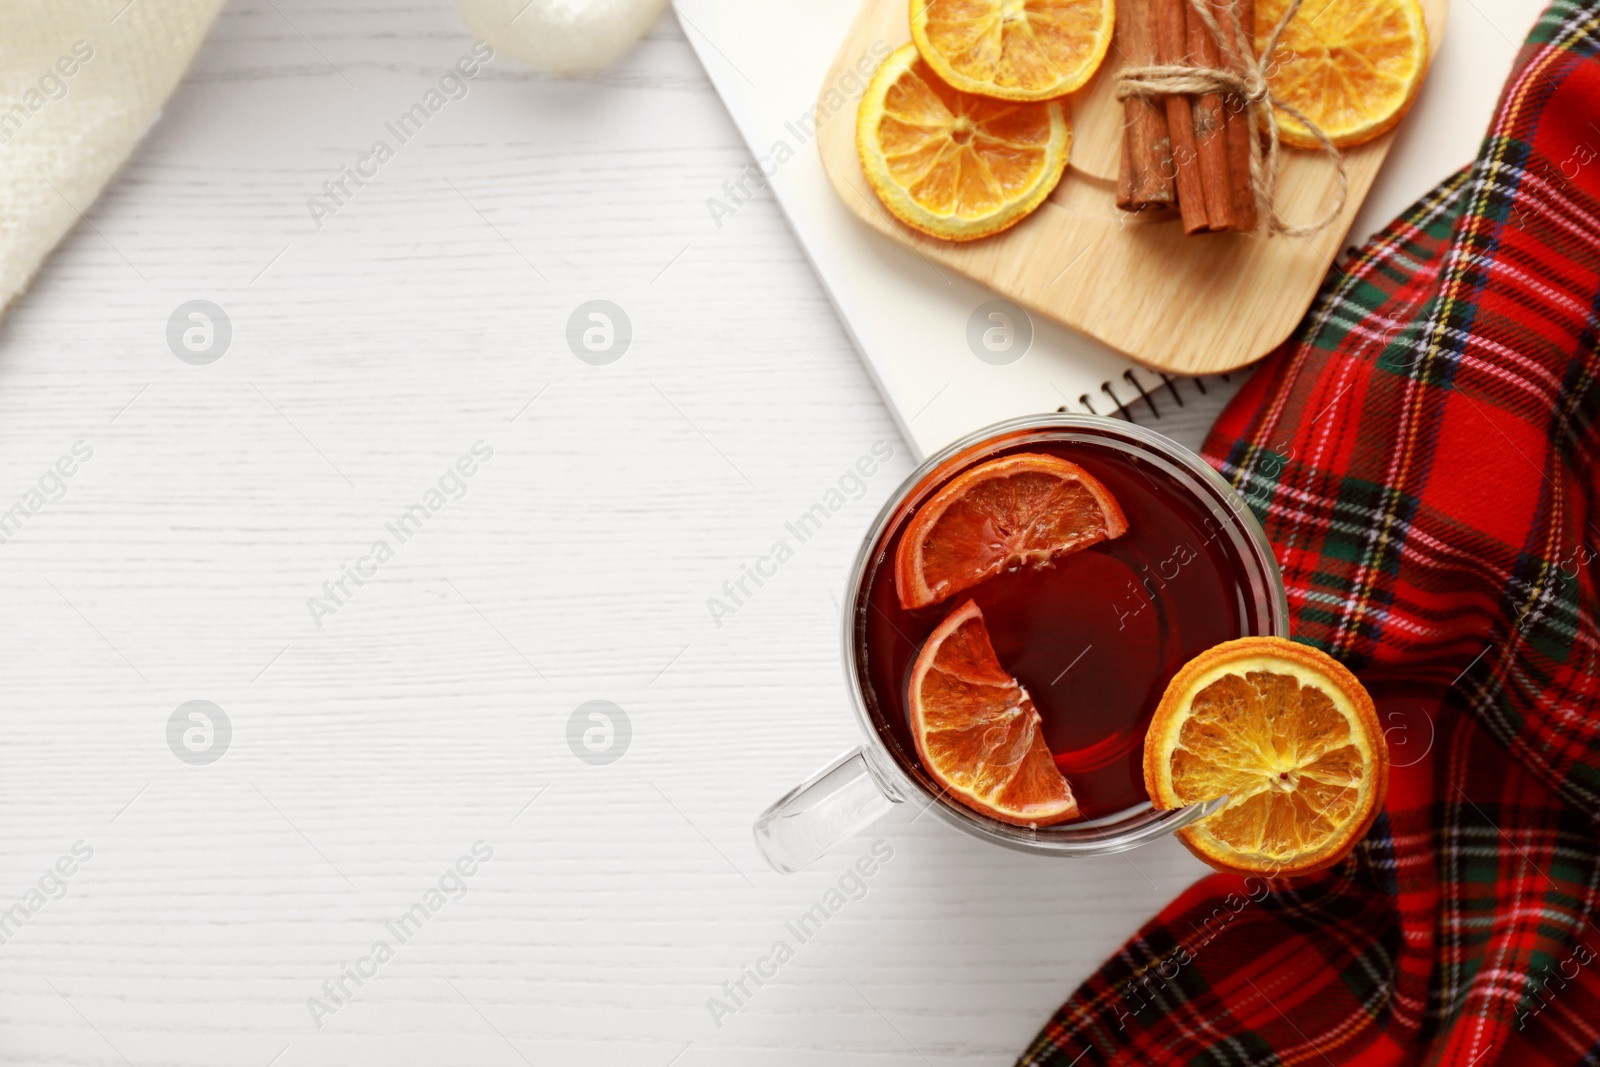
[[1114, 0, 1347, 236]]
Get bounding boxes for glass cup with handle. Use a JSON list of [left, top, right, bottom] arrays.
[[753, 414, 1288, 873]]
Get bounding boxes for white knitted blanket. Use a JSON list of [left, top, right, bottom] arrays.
[[0, 0, 222, 312]]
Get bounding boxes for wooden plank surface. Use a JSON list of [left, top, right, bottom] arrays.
[[817, 0, 1449, 374], [0, 2, 1224, 1064]]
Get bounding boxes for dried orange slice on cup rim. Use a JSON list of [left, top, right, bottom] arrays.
[[1144, 636, 1389, 876], [857, 44, 1071, 242], [1259, 0, 1429, 149], [895, 452, 1127, 609], [908, 599, 1079, 826], [910, 0, 1116, 101]]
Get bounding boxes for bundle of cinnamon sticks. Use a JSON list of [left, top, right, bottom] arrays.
[[1116, 0, 1257, 233]]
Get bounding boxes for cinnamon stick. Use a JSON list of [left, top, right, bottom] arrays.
[[1155, 0, 1208, 233], [1118, 130, 1135, 208], [1219, 0, 1258, 230], [1116, 0, 1174, 211], [1186, 0, 1236, 230]]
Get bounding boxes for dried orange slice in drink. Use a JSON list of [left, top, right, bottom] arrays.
[[1259, 0, 1428, 148], [910, 0, 1115, 101], [908, 599, 1078, 826], [895, 452, 1126, 609], [1144, 636, 1389, 876], [857, 44, 1070, 242]]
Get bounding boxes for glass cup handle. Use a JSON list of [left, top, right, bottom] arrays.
[[753, 747, 902, 874]]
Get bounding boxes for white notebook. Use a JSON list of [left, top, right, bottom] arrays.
[[673, 0, 1542, 457]]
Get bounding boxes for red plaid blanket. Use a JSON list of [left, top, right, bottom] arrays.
[[1021, 3, 1600, 1063]]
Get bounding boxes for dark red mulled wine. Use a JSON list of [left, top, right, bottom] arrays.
[[856, 427, 1277, 820]]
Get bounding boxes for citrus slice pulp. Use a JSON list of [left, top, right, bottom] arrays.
[[1144, 636, 1389, 876], [910, 0, 1115, 101], [857, 44, 1071, 242], [1259, 0, 1429, 149], [895, 452, 1127, 610], [908, 599, 1079, 826]]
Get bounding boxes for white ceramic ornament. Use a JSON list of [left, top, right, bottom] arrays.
[[457, 0, 670, 73]]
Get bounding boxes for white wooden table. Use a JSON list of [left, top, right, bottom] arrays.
[[1, 1, 1526, 1063]]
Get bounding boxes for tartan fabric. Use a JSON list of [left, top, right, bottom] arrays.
[[1021, 3, 1600, 1064]]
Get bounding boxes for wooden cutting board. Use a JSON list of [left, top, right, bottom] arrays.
[[816, 0, 1448, 374]]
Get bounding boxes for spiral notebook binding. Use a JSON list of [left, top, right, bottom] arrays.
[[1054, 368, 1234, 425]]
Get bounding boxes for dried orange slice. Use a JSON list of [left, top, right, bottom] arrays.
[[1144, 636, 1389, 876], [895, 452, 1126, 609], [910, 0, 1115, 101], [857, 44, 1070, 242], [909, 599, 1078, 826], [1259, 0, 1428, 149]]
